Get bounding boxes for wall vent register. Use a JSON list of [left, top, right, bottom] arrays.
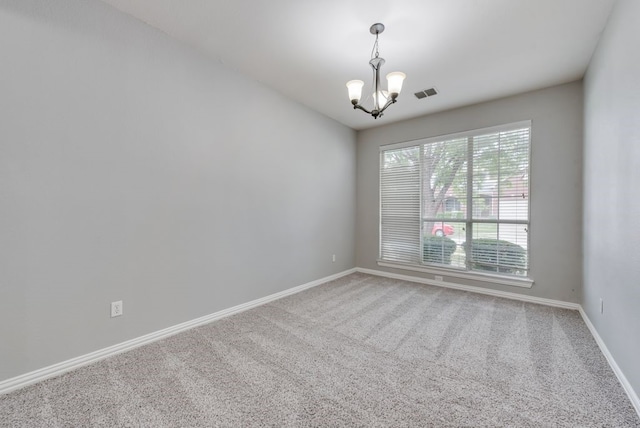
[[414, 88, 438, 99]]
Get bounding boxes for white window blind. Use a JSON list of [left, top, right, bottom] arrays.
[[380, 121, 531, 278], [380, 147, 421, 263]]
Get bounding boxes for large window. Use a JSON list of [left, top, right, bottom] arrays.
[[380, 121, 531, 280]]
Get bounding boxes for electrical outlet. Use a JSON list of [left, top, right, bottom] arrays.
[[111, 300, 123, 318], [332, 254, 336, 262], [435, 275, 443, 282]]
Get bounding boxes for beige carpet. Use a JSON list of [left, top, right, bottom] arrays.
[[1, 273, 639, 427]]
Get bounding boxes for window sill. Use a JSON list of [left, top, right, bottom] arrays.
[[376, 260, 534, 288]]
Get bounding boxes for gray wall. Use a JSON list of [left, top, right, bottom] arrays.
[[0, 0, 356, 382], [583, 0, 640, 398], [356, 81, 584, 302]]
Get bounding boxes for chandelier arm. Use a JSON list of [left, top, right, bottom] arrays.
[[377, 98, 397, 115], [353, 103, 374, 115]]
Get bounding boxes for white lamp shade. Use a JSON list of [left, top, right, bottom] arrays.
[[346, 80, 364, 103], [386, 72, 406, 95]]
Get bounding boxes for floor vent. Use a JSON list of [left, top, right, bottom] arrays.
[[415, 87, 438, 99]]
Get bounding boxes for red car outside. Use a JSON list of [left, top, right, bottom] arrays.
[[431, 222, 454, 237]]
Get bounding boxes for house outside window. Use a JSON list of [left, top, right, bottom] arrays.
[[379, 121, 531, 281]]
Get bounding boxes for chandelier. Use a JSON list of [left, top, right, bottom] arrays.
[[346, 23, 406, 119]]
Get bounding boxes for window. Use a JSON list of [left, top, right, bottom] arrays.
[[380, 121, 530, 280]]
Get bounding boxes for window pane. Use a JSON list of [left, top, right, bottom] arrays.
[[472, 133, 499, 222], [423, 220, 466, 268], [472, 128, 529, 221], [422, 138, 468, 221], [498, 128, 529, 221], [468, 222, 528, 276]]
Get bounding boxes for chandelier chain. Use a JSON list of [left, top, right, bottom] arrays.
[[371, 33, 380, 59]]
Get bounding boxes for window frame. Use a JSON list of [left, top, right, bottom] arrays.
[[378, 121, 533, 288]]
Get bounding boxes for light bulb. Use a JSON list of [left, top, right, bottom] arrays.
[[373, 90, 389, 108]]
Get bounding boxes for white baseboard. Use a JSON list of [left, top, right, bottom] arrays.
[[578, 307, 640, 418], [356, 267, 580, 310], [0, 268, 357, 395]]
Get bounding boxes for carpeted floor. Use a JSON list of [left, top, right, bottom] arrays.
[[1, 273, 639, 427]]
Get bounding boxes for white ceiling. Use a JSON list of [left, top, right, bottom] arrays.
[[99, 0, 615, 130]]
